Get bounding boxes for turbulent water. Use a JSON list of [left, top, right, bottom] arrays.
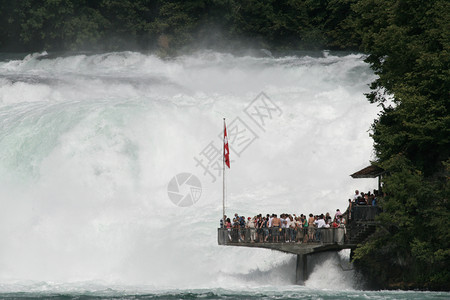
[[0, 51, 447, 299]]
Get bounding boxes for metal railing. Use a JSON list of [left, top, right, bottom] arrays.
[[350, 205, 382, 222], [218, 227, 346, 245]]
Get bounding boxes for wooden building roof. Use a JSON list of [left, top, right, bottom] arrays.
[[350, 165, 385, 178]]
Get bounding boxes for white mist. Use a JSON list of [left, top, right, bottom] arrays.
[[0, 51, 379, 289]]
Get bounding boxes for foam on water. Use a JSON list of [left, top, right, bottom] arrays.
[[0, 51, 379, 290], [305, 250, 357, 290]]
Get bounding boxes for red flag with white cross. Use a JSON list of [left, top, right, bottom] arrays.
[[224, 120, 230, 168]]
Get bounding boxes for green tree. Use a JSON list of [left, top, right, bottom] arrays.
[[352, 0, 450, 290], [0, 2, 23, 51], [100, 0, 159, 50], [14, 0, 108, 51], [0, 0, 363, 52], [324, 0, 360, 49]]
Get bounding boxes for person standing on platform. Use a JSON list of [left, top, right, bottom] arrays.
[[268, 214, 273, 242], [280, 214, 287, 242], [262, 217, 269, 242], [308, 213, 315, 242], [314, 214, 326, 241], [247, 217, 256, 242], [334, 209, 342, 220], [272, 214, 281, 243], [220, 215, 227, 228], [302, 215, 309, 243]]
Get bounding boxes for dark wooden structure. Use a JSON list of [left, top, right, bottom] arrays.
[[350, 165, 385, 193]]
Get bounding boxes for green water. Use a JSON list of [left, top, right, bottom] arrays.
[[1, 286, 448, 299]]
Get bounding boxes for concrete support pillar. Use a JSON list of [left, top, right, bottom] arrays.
[[295, 254, 308, 284]]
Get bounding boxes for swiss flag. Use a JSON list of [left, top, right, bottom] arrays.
[[224, 120, 230, 168]]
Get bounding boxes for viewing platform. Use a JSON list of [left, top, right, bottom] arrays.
[[217, 206, 381, 284], [218, 227, 351, 255]]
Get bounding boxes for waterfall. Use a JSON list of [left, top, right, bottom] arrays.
[[0, 50, 379, 288]]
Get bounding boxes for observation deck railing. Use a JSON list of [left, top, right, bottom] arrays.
[[350, 205, 382, 222], [218, 227, 346, 246], [218, 206, 382, 248]]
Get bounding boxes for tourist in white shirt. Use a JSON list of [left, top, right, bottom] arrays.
[[314, 214, 326, 241], [247, 217, 256, 242], [268, 214, 273, 228], [353, 190, 360, 201]]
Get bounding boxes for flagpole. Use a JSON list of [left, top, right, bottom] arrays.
[[223, 118, 226, 226]]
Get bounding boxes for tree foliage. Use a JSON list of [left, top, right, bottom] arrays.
[[0, 0, 361, 52], [351, 0, 450, 290]]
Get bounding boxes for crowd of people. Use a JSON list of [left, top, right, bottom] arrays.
[[220, 189, 381, 244], [220, 210, 346, 244], [351, 189, 379, 206], [348, 189, 381, 221]]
